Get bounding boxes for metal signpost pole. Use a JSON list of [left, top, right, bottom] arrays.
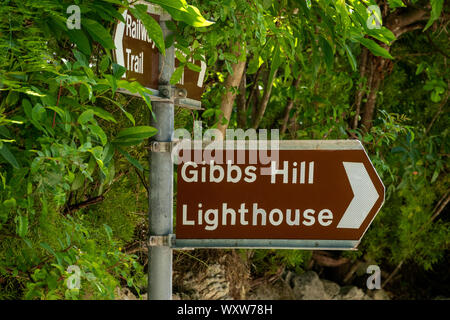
[[148, 19, 174, 300]]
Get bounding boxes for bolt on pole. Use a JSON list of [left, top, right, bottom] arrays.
[[148, 18, 174, 300]]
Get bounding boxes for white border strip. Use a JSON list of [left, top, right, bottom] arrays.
[[173, 238, 359, 250], [185, 140, 364, 150]]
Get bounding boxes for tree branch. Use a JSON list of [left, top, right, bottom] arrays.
[[217, 48, 246, 137], [431, 191, 450, 222], [237, 66, 247, 128], [64, 195, 105, 214], [353, 47, 369, 129], [246, 64, 264, 107], [281, 75, 301, 135], [386, 7, 429, 38], [425, 32, 450, 59], [252, 67, 278, 129], [134, 167, 149, 192]]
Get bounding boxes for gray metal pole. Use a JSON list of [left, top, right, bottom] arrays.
[[148, 19, 174, 300]]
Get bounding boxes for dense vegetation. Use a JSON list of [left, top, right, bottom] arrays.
[[0, 0, 448, 299]]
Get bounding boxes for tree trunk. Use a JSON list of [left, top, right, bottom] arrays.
[[252, 67, 278, 129], [236, 68, 247, 128], [354, 5, 430, 131], [353, 47, 368, 129], [246, 64, 264, 108], [361, 55, 387, 130], [281, 76, 301, 135], [217, 57, 246, 138]]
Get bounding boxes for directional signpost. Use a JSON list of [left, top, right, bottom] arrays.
[[110, 2, 385, 300], [111, 1, 208, 301], [113, 7, 161, 93], [112, 4, 206, 109], [175, 140, 384, 250]]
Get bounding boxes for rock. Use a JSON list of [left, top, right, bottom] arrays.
[[115, 287, 138, 300], [367, 289, 391, 300], [247, 281, 291, 300], [168, 266, 379, 300], [248, 271, 374, 300], [322, 279, 341, 299], [338, 286, 372, 300], [176, 263, 232, 300], [290, 271, 331, 300]]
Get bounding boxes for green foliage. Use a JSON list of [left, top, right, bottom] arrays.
[[170, 0, 448, 285], [352, 28, 450, 272], [0, 0, 448, 299], [0, 0, 207, 299], [251, 249, 312, 276]]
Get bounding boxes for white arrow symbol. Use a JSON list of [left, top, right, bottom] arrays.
[[337, 162, 380, 229], [114, 10, 126, 74]]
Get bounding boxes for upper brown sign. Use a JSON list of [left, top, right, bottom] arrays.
[[113, 5, 206, 102], [175, 140, 385, 250]]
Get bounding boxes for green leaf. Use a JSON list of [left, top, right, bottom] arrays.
[[112, 63, 126, 79], [202, 109, 215, 118], [90, 106, 117, 123], [98, 95, 135, 125], [130, 5, 165, 55], [31, 103, 46, 122], [40, 242, 56, 256], [23, 238, 33, 249], [71, 172, 85, 191], [3, 198, 16, 208], [16, 214, 28, 238], [357, 38, 393, 59], [83, 18, 115, 49], [99, 56, 110, 73], [224, 60, 233, 75], [223, 52, 238, 64], [0, 144, 20, 169], [175, 50, 187, 64], [6, 91, 20, 106], [103, 224, 113, 241], [186, 62, 202, 72], [114, 126, 158, 142], [170, 65, 185, 85], [78, 109, 95, 125], [343, 44, 357, 72], [154, 1, 214, 27], [88, 124, 108, 145], [22, 99, 33, 120], [431, 168, 439, 183], [73, 50, 89, 68], [319, 36, 333, 71], [146, 0, 188, 11], [117, 147, 144, 171], [79, 84, 91, 102], [41, 243, 62, 265], [46, 106, 65, 121], [268, 46, 281, 84], [387, 0, 406, 8], [102, 142, 115, 165], [367, 27, 396, 45], [424, 0, 444, 31], [105, 74, 117, 95]]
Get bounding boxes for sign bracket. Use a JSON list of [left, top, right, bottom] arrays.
[[148, 234, 176, 247], [116, 88, 204, 110], [146, 140, 180, 153]]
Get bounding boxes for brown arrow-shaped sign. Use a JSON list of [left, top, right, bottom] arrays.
[[174, 140, 385, 250], [112, 5, 206, 102]]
